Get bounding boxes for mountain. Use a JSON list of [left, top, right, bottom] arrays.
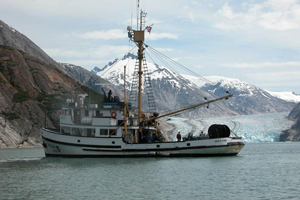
[[189, 75, 295, 115], [266, 91, 300, 103], [0, 45, 87, 147], [92, 53, 295, 117], [0, 20, 70, 75], [60, 62, 123, 98], [93, 53, 240, 118], [0, 20, 55, 64], [280, 102, 300, 141], [0, 21, 89, 148]]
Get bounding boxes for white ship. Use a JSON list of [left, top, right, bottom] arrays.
[[41, 7, 244, 157]]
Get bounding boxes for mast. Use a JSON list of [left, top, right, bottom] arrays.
[[123, 65, 128, 135], [137, 0, 139, 30], [124, 4, 234, 136], [138, 9, 144, 131], [127, 4, 146, 133]]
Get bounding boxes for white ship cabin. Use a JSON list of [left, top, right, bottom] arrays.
[[57, 94, 160, 143], [58, 94, 125, 136]]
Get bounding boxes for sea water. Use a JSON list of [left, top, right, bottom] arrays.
[[0, 143, 299, 200]]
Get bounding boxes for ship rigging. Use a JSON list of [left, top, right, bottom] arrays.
[[40, 5, 244, 157]]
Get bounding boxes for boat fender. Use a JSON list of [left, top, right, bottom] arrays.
[[111, 111, 117, 118]]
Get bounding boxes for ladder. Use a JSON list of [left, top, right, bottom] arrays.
[[142, 55, 156, 112], [129, 52, 156, 112], [129, 59, 139, 109]]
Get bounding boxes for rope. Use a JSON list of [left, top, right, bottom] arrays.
[[145, 43, 213, 84], [230, 130, 239, 137], [144, 43, 230, 94], [144, 49, 192, 107]]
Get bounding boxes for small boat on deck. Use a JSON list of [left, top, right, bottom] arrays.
[[40, 7, 244, 158]]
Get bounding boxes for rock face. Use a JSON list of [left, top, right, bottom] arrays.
[[0, 20, 55, 64], [280, 102, 300, 141], [0, 20, 88, 147], [60, 63, 123, 98], [287, 103, 300, 121], [0, 45, 82, 147]]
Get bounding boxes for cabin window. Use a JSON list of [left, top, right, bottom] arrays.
[[75, 110, 80, 116], [100, 129, 108, 135], [72, 128, 83, 136], [85, 110, 89, 116], [87, 128, 95, 137], [61, 127, 70, 135], [109, 129, 117, 136], [96, 110, 100, 117]]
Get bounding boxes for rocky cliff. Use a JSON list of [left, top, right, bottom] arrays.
[[60, 62, 123, 98], [0, 20, 56, 64], [0, 45, 83, 147], [279, 102, 300, 141]]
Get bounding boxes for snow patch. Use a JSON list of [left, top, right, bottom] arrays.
[[266, 91, 300, 103]]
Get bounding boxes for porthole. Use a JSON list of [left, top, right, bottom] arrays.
[[112, 141, 115, 144], [77, 140, 80, 143], [187, 143, 190, 146]]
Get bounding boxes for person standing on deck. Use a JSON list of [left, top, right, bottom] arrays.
[[108, 90, 112, 101], [147, 132, 152, 143], [177, 132, 181, 142]]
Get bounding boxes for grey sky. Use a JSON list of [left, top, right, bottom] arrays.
[[1, 0, 300, 93]]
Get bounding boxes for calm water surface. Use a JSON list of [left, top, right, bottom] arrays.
[[0, 143, 299, 200]]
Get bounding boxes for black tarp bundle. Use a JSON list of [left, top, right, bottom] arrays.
[[208, 124, 231, 138]]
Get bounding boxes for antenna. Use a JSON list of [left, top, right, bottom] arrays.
[[131, 0, 133, 29], [137, 0, 139, 30]]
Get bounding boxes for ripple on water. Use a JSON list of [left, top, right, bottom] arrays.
[[0, 143, 300, 200]]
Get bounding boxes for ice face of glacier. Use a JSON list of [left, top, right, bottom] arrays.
[[164, 112, 293, 143]]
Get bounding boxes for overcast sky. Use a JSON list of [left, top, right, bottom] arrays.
[[1, 0, 300, 93]]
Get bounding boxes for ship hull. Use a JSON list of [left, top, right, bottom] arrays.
[[41, 128, 244, 157]]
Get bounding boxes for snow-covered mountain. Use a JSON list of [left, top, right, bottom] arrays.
[[93, 53, 225, 117], [92, 53, 295, 117], [185, 75, 300, 103], [184, 75, 295, 115], [266, 91, 300, 103], [92, 53, 194, 90]]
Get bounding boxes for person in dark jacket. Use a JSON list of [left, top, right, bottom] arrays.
[[177, 132, 181, 142]]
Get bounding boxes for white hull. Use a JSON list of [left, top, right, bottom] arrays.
[[41, 128, 244, 157]]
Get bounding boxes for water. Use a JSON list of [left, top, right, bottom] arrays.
[[0, 143, 299, 200]]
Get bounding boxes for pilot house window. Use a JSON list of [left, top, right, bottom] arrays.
[[100, 129, 108, 135], [110, 129, 117, 136]]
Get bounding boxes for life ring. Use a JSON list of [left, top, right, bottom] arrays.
[[111, 111, 117, 118]]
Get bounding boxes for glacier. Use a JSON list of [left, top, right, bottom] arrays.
[[163, 112, 293, 143]]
